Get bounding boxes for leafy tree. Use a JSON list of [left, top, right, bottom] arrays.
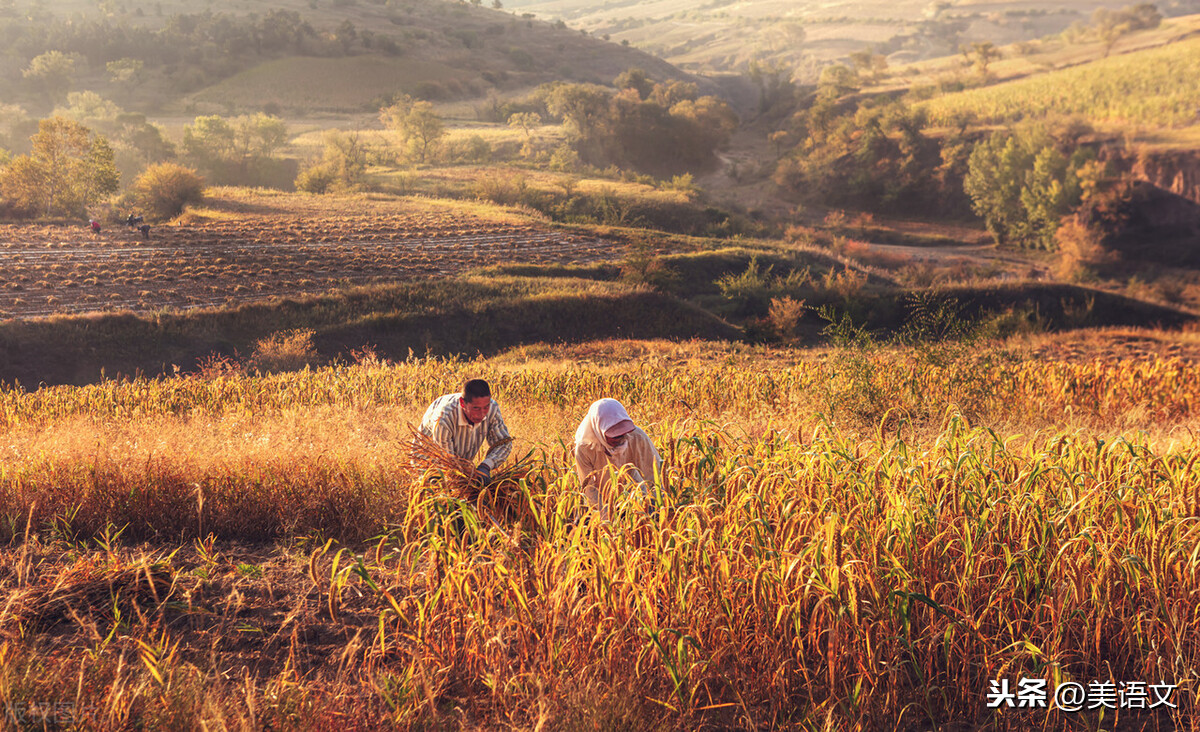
[[747, 58, 795, 114], [849, 49, 888, 83], [379, 96, 445, 164], [106, 58, 144, 84], [964, 126, 1088, 249], [774, 100, 944, 213], [182, 115, 236, 164], [23, 51, 79, 105], [507, 112, 541, 143], [296, 131, 369, 193], [129, 162, 204, 220], [962, 41, 1001, 76], [540, 82, 611, 141], [817, 64, 859, 101], [614, 68, 654, 100], [0, 116, 118, 217], [181, 114, 289, 182]]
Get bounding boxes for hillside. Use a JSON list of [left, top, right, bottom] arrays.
[[504, 0, 1200, 76], [0, 0, 705, 116], [915, 25, 1200, 134]]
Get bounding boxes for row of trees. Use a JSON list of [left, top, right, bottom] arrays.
[[0, 115, 203, 220], [539, 72, 738, 177]]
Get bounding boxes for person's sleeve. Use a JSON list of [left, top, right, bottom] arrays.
[[575, 442, 598, 485], [575, 442, 604, 513], [479, 404, 513, 470], [431, 401, 458, 456], [632, 431, 662, 489]]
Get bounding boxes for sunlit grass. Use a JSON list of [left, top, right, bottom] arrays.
[[0, 349, 1197, 727]]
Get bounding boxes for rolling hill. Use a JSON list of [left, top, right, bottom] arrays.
[[504, 0, 1200, 76], [0, 0, 708, 116]]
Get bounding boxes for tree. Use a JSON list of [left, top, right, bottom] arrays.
[[295, 130, 369, 193], [23, 51, 79, 105], [334, 20, 358, 53], [507, 112, 542, 140], [540, 82, 611, 140], [962, 41, 1001, 76], [106, 58, 144, 84], [130, 162, 205, 220], [234, 113, 288, 159], [614, 68, 654, 100], [964, 127, 1086, 249], [817, 64, 859, 101], [0, 117, 118, 217], [181, 114, 288, 181], [747, 57, 795, 114], [182, 115, 236, 165], [849, 49, 888, 83], [379, 96, 445, 163]]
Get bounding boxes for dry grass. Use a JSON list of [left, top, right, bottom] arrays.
[[0, 346, 1199, 727]]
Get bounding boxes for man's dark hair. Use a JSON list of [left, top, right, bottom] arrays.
[[461, 378, 491, 401]]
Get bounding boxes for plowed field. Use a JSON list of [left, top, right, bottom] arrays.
[[0, 193, 612, 318]]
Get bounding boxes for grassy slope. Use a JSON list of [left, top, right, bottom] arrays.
[[12, 0, 706, 115], [0, 275, 740, 387]]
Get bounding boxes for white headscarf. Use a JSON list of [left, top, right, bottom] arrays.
[[575, 398, 636, 457]]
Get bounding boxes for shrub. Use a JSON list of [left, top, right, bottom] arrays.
[[1054, 217, 1117, 280], [130, 163, 204, 221], [295, 163, 339, 194], [247, 329, 319, 374], [769, 295, 807, 341]]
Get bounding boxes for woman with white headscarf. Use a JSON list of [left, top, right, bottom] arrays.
[[574, 398, 661, 519]]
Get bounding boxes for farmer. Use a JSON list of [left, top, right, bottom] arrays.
[[417, 378, 512, 483], [137, 224, 151, 239], [88, 219, 101, 234], [125, 214, 143, 228], [574, 398, 661, 519]]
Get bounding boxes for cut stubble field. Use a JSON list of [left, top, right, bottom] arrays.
[[0, 191, 612, 319]]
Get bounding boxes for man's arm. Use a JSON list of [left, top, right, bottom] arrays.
[[479, 404, 513, 470]]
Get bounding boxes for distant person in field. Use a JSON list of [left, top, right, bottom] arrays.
[[138, 224, 151, 239], [125, 214, 143, 228], [417, 378, 512, 483], [574, 398, 661, 519], [88, 219, 101, 235]]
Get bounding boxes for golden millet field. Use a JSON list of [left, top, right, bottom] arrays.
[[0, 344, 1196, 730]]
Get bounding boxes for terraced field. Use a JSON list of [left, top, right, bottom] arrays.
[[0, 194, 612, 319]]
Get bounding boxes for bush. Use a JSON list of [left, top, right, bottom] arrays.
[[247, 329, 319, 374], [130, 163, 204, 221], [769, 296, 807, 341], [295, 163, 339, 194]]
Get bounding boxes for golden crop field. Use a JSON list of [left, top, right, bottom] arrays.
[[919, 36, 1200, 129], [0, 347, 1197, 729]]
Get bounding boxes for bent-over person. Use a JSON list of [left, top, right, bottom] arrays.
[[417, 378, 512, 483], [574, 398, 661, 519]]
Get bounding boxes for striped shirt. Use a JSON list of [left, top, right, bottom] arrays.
[[417, 393, 513, 469]]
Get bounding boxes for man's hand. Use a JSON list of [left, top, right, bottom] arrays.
[[474, 463, 492, 484]]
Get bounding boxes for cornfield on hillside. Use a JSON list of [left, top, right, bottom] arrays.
[[920, 37, 1200, 128]]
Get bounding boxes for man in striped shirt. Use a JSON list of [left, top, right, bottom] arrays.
[[417, 378, 512, 482]]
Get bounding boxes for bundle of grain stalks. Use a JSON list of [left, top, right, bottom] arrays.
[[408, 428, 537, 526], [1, 558, 174, 632]]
